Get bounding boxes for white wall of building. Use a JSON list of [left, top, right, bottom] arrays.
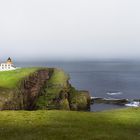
[[0, 63, 16, 71]]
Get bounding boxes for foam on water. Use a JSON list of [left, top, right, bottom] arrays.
[[106, 91, 123, 96]]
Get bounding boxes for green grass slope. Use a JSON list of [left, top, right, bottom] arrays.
[[0, 108, 140, 140], [48, 68, 69, 86], [0, 68, 39, 88]]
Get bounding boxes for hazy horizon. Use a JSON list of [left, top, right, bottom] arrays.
[[0, 0, 140, 61]]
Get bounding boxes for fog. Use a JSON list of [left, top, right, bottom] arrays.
[[0, 0, 140, 61]]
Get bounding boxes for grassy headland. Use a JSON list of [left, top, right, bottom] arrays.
[[0, 108, 139, 140], [0, 67, 90, 110], [0, 68, 39, 89]]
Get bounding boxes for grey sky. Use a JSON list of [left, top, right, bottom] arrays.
[[0, 0, 140, 61]]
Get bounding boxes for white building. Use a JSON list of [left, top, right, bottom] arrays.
[[0, 57, 17, 71]]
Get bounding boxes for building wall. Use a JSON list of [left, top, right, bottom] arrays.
[[0, 63, 16, 71]]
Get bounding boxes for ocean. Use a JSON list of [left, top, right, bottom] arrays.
[[16, 61, 140, 111]]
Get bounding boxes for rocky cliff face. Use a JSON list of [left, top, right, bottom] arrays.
[[0, 68, 90, 111], [0, 69, 50, 110], [21, 69, 50, 110]]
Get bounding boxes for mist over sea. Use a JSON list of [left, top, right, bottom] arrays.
[[16, 61, 140, 111]]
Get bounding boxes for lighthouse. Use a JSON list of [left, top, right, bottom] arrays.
[[0, 57, 17, 71]]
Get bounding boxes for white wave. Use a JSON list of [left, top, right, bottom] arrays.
[[125, 102, 140, 107], [106, 92, 123, 96]]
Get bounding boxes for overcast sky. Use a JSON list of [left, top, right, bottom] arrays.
[[0, 0, 140, 61]]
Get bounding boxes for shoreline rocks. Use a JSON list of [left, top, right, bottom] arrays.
[[91, 97, 129, 105]]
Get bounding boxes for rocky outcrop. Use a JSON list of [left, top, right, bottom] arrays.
[[91, 97, 129, 105], [0, 68, 90, 111], [68, 87, 91, 111]]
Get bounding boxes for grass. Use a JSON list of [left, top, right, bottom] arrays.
[[46, 68, 69, 96], [0, 68, 39, 88], [0, 108, 140, 140], [48, 68, 69, 87]]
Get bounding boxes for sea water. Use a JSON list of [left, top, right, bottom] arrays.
[[16, 61, 140, 111]]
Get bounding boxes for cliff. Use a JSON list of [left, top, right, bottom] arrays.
[[0, 68, 90, 111]]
